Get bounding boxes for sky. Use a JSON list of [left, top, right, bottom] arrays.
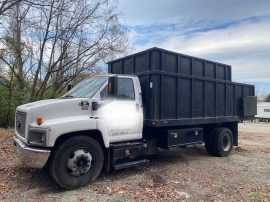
[[118, 0, 270, 96]]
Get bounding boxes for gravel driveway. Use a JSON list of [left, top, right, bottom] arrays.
[[0, 122, 270, 202]]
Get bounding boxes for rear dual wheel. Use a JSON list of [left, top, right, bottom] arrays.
[[205, 127, 233, 157], [50, 136, 103, 189]]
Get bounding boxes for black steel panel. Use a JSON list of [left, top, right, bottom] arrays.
[[193, 59, 204, 77], [138, 75, 150, 119], [236, 85, 243, 116], [112, 61, 122, 74], [150, 50, 161, 71], [226, 84, 234, 116], [217, 83, 225, 116], [108, 47, 232, 81], [193, 80, 204, 118], [108, 47, 256, 127], [205, 81, 215, 117], [178, 78, 192, 118], [205, 62, 215, 79], [110, 142, 147, 165], [179, 56, 192, 75], [108, 63, 112, 73], [135, 52, 149, 73], [243, 86, 250, 97], [226, 66, 231, 80], [144, 116, 240, 127], [123, 57, 133, 74], [217, 64, 226, 80], [162, 76, 177, 119], [164, 52, 177, 73], [159, 128, 203, 149], [243, 96, 257, 117], [152, 74, 161, 119]]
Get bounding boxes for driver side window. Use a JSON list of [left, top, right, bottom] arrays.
[[116, 78, 135, 100], [100, 78, 135, 101]]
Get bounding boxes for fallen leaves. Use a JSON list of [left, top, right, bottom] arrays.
[[77, 195, 85, 201], [0, 126, 270, 201], [89, 179, 188, 201], [90, 183, 133, 195], [0, 181, 9, 194]]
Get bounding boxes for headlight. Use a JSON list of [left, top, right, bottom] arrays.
[[28, 127, 48, 146]]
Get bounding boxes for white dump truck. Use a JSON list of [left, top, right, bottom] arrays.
[[13, 48, 257, 189]]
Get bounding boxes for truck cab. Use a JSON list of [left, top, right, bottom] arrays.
[[14, 75, 146, 189]]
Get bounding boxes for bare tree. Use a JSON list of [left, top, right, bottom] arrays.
[[0, 0, 23, 15], [255, 87, 267, 102], [0, 0, 51, 16], [28, 0, 132, 101], [1, 0, 132, 102], [0, 1, 32, 92]]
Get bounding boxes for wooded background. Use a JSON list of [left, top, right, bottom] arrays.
[[0, 0, 269, 128], [0, 0, 132, 127]]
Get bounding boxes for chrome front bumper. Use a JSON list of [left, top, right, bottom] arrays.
[[13, 136, 51, 169]]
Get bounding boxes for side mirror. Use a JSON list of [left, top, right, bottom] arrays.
[[92, 102, 98, 111], [107, 76, 118, 98], [67, 84, 73, 92]]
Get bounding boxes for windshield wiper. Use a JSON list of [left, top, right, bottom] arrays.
[[61, 95, 76, 99]]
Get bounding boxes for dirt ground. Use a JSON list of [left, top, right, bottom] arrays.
[[0, 122, 270, 202]]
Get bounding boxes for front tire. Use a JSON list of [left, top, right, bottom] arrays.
[[212, 128, 233, 157], [50, 136, 104, 189]]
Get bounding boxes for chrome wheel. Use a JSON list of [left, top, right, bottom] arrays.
[[67, 149, 92, 176], [222, 133, 232, 152]]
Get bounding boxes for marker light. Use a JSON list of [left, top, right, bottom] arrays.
[[36, 117, 44, 125], [152, 121, 156, 126], [108, 83, 112, 92]]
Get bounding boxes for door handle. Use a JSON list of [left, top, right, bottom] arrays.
[[140, 92, 143, 108], [136, 103, 139, 112]]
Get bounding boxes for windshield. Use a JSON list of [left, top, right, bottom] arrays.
[[62, 76, 108, 98]]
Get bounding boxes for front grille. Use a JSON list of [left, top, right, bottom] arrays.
[[16, 112, 27, 138]]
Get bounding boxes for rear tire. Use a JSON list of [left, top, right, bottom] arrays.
[[213, 128, 233, 157], [204, 128, 217, 155], [50, 136, 104, 189]]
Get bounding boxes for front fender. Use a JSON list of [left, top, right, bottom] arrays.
[[96, 119, 109, 148], [39, 116, 97, 147]]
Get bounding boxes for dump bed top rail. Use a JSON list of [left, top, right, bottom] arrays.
[[108, 47, 232, 81]]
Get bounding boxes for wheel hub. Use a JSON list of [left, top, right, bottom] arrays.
[[67, 149, 92, 176], [222, 133, 231, 151]]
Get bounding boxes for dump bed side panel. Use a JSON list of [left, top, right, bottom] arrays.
[[108, 48, 256, 127]]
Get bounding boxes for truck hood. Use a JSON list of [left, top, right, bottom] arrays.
[[17, 98, 93, 125]]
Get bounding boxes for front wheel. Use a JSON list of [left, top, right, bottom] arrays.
[[213, 128, 233, 157], [50, 136, 104, 189]]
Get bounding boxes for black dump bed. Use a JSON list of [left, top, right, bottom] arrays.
[[108, 47, 256, 127]]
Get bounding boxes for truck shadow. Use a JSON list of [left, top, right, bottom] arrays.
[[8, 144, 215, 194]]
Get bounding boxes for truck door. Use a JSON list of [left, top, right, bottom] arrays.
[[101, 77, 143, 143]]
